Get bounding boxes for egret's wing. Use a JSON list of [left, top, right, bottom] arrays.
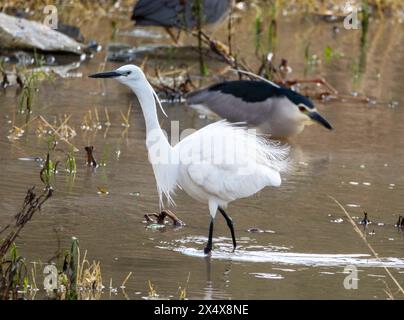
[[187, 162, 281, 202], [176, 121, 287, 202]]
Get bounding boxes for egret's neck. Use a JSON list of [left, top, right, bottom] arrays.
[[129, 79, 178, 208], [131, 81, 170, 150]]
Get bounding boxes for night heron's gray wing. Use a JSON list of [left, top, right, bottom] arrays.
[[186, 86, 276, 126], [189, 0, 233, 25], [186, 80, 303, 137], [132, 0, 232, 29], [132, 0, 181, 27]]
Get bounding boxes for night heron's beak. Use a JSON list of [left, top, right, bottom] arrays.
[[89, 71, 124, 78], [308, 111, 333, 130]]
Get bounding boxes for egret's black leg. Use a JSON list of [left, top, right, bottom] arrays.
[[204, 219, 214, 254], [218, 207, 237, 251]]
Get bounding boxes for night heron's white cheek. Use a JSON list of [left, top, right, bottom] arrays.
[[290, 107, 309, 123]]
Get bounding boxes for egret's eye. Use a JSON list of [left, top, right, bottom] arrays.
[[298, 105, 306, 112], [125, 71, 132, 76]]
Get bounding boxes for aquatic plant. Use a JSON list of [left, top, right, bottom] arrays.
[[267, 0, 278, 54], [254, 6, 263, 56], [148, 280, 159, 299], [40, 152, 59, 187], [0, 244, 29, 300], [358, 0, 370, 78], [20, 69, 52, 112], [324, 45, 343, 63], [99, 144, 110, 167], [65, 148, 77, 174], [302, 43, 322, 76], [0, 186, 53, 300], [178, 272, 191, 300], [54, 238, 103, 300], [192, 0, 208, 76]]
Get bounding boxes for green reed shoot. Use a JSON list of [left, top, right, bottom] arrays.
[[267, 1, 278, 53], [18, 70, 48, 113], [359, 0, 369, 74], [254, 7, 263, 56], [65, 149, 77, 174], [324, 45, 342, 63], [33, 49, 45, 68], [0, 244, 29, 300], [40, 152, 58, 187], [193, 0, 208, 76]]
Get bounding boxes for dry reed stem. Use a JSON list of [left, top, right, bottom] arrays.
[[38, 116, 79, 151], [329, 195, 404, 297], [121, 272, 132, 288]]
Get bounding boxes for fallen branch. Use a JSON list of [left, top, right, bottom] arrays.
[[144, 210, 185, 227]]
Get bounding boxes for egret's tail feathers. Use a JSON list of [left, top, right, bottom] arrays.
[[211, 120, 290, 173], [255, 137, 290, 173]]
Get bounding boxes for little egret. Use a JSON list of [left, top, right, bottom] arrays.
[[89, 65, 288, 254], [186, 80, 333, 138]]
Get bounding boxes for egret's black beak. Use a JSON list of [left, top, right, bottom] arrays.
[[308, 111, 333, 130], [89, 71, 123, 78]]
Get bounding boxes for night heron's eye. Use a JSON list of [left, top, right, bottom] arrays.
[[298, 106, 306, 112]]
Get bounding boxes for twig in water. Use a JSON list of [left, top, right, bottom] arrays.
[[84, 146, 97, 167], [144, 210, 185, 227]]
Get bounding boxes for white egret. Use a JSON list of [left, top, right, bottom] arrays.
[[89, 65, 288, 254]]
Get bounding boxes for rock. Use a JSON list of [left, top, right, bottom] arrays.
[[0, 12, 83, 54]]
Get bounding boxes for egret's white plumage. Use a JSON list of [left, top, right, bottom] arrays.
[[89, 64, 289, 254]]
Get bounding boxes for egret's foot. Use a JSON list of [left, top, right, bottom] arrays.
[[204, 245, 212, 255], [232, 245, 237, 253]]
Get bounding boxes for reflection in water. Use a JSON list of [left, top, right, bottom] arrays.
[[203, 256, 233, 300]]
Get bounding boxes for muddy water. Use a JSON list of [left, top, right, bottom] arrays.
[[0, 9, 404, 299]]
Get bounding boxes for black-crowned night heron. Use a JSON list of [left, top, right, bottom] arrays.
[[132, 0, 233, 29], [186, 79, 333, 138]]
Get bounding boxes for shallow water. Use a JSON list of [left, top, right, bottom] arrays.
[[0, 7, 404, 299]]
